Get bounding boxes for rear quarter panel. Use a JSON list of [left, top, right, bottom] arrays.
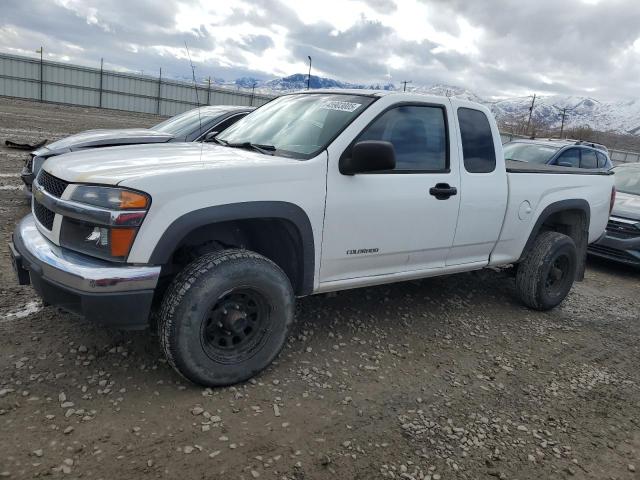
[[490, 172, 613, 265]]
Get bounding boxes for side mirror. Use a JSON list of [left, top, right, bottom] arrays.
[[339, 140, 396, 175], [204, 131, 219, 142]]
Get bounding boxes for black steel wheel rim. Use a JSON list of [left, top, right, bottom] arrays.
[[545, 254, 570, 295], [201, 288, 271, 364]]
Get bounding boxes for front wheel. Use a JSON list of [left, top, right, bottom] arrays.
[[159, 249, 295, 386], [515, 231, 577, 311]]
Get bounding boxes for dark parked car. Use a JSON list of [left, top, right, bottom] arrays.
[[588, 163, 640, 266], [21, 105, 254, 193], [503, 139, 612, 170]]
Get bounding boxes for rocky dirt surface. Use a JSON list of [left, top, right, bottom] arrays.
[[0, 97, 639, 480]]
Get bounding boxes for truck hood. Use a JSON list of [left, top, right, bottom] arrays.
[[43, 143, 301, 184], [33, 128, 173, 156], [611, 191, 640, 221]]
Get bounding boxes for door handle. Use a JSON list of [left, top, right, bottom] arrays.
[[429, 183, 457, 200]]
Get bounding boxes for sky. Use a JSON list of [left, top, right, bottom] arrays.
[[1, 0, 640, 100]]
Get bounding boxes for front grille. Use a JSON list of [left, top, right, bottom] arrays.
[[34, 200, 55, 230], [37, 170, 68, 198], [606, 219, 640, 239]]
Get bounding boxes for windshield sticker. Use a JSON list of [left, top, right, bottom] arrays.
[[320, 101, 362, 113]]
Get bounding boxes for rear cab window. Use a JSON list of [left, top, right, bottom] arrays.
[[457, 108, 496, 173]]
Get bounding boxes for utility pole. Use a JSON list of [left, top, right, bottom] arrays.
[[307, 56, 312, 90], [401, 80, 412, 92], [552, 104, 573, 139], [559, 107, 567, 138], [207, 77, 211, 105], [526, 93, 536, 136], [36, 46, 43, 102]]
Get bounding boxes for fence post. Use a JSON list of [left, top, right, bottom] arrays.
[[157, 68, 162, 115], [37, 46, 43, 102], [207, 77, 211, 105], [98, 58, 103, 108]]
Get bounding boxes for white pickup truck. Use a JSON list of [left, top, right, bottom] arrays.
[[11, 90, 615, 386]]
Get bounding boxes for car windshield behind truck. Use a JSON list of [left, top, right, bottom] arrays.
[[216, 93, 376, 159], [614, 165, 640, 196], [152, 108, 228, 137], [503, 142, 559, 164]]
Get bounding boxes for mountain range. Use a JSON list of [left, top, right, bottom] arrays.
[[210, 74, 640, 135]]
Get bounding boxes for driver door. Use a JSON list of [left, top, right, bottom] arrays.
[[319, 99, 461, 283]]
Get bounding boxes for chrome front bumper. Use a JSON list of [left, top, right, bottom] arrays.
[[11, 214, 161, 328]]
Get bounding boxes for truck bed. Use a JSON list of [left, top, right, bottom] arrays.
[[505, 159, 614, 175]]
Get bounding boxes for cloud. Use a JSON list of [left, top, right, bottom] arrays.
[[1, 0, 639, 100]]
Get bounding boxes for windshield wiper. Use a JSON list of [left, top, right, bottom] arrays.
[[227, 142, 276, 155]]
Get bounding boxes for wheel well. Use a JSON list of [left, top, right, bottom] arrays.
[[539, 209, 588, 245], [167, 218, 306, 295], [522, 206, 590, 280]]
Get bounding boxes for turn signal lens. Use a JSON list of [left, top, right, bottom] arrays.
[[120, 191, 149, 209], [110, 228, 137, 257]]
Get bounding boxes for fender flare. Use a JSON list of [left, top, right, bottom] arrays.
[[149, 201, 315, 295], [519, 199, 590, 278]]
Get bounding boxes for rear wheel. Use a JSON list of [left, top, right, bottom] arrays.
[[515, 231, 577, 311], [159, 249, 295, 386]]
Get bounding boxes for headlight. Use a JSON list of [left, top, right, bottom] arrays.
[[69, 185, 149, 210], [59, 186, 150, 262]]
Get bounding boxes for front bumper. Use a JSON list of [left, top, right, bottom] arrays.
[[588, 221, 640, 267], [11, 214, 161, 329]]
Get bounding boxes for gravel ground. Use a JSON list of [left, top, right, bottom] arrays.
[[0, 97, 639, 480]]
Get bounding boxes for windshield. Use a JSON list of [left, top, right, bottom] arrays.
[[216, 93, 376, 158], [152, 108, 225, 137], [503, 142, 560, 164], [614, 166, 640, 196]]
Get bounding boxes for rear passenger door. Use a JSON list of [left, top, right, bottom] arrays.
[[446, 100, 508, 265]]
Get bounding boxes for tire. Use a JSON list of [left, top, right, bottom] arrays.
[[515, 231, 577, 311], [159, 249, 295, 387]]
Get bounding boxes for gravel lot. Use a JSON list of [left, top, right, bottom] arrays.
[[0, 97, 639, 480]]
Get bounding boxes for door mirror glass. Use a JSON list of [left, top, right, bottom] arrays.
[[340, 140, 396, 175]]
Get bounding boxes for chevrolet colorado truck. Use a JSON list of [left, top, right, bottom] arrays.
[[10, 90, 615, 387]]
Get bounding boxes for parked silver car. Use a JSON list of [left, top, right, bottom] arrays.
[[588, 163, 640, 266], [21, 105, 254, 193]]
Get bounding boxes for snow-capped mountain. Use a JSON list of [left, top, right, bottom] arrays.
[[201, 72, 640, 134], [490, 95, 640, 134]]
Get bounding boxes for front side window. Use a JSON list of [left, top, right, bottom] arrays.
[[355, 105, 447, 171], [458, 108, 496, 173], [580, 149, 598, 169], [217, 93, 376, 159], [555, 148, 580, 167]]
